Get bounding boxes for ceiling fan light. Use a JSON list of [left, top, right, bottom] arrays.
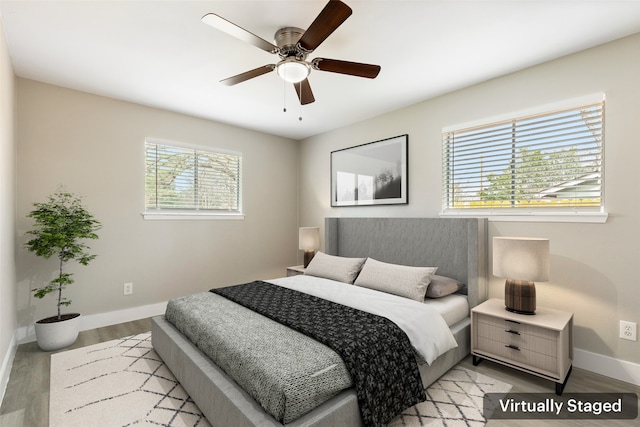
[[276, 60, 310, 83]]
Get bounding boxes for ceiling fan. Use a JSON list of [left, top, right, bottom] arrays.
[[202, 0, 381, 105]]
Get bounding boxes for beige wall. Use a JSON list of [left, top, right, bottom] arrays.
[[0, 18, 17, 384], [299, 34, 640, 365], [15, 79, 299, 327]]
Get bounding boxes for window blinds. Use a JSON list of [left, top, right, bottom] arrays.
[[442, 101, 604, 211], [145, 140, 241, 212]]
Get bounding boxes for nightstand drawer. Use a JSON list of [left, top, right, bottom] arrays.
[[476, 336, 559, 374], [477, 313, 557, 341], [476, 316, 557, 357]]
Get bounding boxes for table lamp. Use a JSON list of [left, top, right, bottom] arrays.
[[299, 227, 320, 268], [493, 237, 550, 315]]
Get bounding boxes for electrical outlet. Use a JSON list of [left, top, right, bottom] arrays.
[[123, 282, 133, 296], [619, 320, 637, 341]]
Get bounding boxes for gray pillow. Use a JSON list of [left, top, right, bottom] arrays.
[[354, 258, 437, 301], [304, 251, 366, 284], [426, 275, 463, 298]]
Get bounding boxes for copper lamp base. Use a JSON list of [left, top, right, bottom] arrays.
[[504, 279, 536, 315], [303, 250, 316, 268]]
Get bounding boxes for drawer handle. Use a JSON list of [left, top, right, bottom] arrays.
[[505, 344, 521, 351], [505, 319, 521, 325], [505, 329, 521, 335]]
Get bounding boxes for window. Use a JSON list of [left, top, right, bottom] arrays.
[[144, 139, 242, 219], [442, 98, 605, 221]]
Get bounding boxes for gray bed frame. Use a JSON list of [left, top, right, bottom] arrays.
[[152, 217, 487, 427]]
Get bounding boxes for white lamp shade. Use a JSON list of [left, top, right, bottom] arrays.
[[277, 60, 310, 83], [493, 237, 550, 282], [299, 227, 320, 250]]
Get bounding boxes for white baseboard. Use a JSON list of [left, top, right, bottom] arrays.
[[574, 348, 640, 386], [16, 301, 168, 345], [0, 331, 18, 409], [78, 301, 167, 332]]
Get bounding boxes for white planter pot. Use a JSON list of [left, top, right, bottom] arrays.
[[34, 313, 81, 351]]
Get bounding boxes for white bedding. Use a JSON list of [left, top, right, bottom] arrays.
[[267, 275, 458, 365], [424, 294, 469, 327]]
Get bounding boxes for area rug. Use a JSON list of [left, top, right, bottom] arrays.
[[389, 365, 512, 427], [50, 332, 511, 427]]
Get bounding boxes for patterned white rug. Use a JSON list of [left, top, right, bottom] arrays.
[[50, 333, 210, 427], [50, 333, 511, 427], [389, 365, 511, 427]]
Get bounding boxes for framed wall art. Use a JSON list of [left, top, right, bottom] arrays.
[[331, 134, 408, 207]]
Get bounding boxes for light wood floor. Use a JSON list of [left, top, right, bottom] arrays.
[[1, 318, 638, 426], [457, 357, 640, 427]]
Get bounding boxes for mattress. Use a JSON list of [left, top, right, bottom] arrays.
[[424, 294, 469, 327], [164, 275, 463, 424]]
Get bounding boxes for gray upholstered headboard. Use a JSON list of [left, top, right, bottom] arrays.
[[324, 217, 488, 308]]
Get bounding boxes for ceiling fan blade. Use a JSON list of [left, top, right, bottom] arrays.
[[220, 65, 275, 86], [298, 0, 352, 52], [294, 79, 315, 105], [202, 13, 278, 54], [312, 58, 381, 79]]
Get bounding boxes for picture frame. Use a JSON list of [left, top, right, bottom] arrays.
[[331, 134, 408, 207]]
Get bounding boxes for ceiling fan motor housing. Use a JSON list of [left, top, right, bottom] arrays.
[[274, 27, 307, 60]]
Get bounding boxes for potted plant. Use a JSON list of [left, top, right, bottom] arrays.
[[25, 189, 101, 351]]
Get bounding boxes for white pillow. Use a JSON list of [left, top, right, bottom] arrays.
[[354, 258, 437, 301], [304, 251, 366, 284], [426, 275, 463, 298]]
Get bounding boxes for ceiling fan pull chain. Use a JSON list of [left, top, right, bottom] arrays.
[[298, 81, 303, 121], [283, 79, 287, 113]]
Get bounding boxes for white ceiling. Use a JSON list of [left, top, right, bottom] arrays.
[[2, 1, 640, 140]]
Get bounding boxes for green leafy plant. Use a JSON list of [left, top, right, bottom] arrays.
[[25, 190, 101, 320]]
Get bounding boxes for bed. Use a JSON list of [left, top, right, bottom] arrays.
[[151, 217, 487, 426]]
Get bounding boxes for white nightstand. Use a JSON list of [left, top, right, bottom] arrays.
[[471, 298, 574, 395], [286, 265, 306, 277]]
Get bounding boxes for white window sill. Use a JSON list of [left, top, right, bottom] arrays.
[[142, 212, 244, 220], [440, 210, 608, 224]]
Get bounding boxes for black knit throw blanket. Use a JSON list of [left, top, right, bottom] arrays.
[[211, 281, 426, 427]]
